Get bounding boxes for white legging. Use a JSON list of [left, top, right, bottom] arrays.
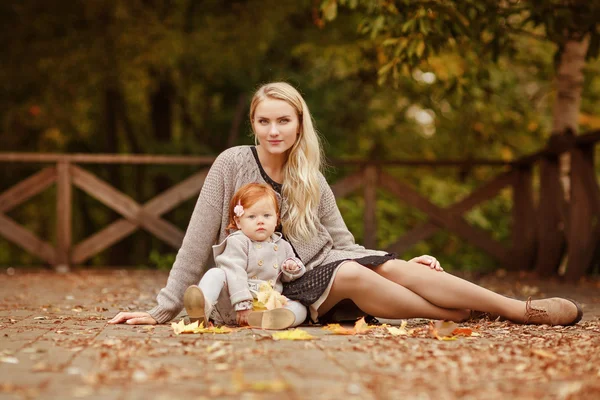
[[199, 268, 307, 327]]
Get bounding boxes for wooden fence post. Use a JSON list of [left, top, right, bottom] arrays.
[[535, 155, 566, 276], [363, 165, 378, 249], [510, 165, 537, 271], [56, 160, 72, 270], [565, 144, 600, 281]]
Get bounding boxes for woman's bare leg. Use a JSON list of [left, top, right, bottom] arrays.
[[372, 260, 527, 321], [318, 262, 470, 322]]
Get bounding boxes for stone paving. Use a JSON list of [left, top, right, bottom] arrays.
[[1, 269, 599, 400]]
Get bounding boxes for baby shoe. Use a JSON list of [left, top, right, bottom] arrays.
[[183, 285, 209, 325], [247, 308, 295, 330]]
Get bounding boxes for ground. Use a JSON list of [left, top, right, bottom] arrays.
[[1, 269, 599, 400]]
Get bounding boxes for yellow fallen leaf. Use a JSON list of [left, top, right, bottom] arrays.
[[193, 325, 235, 334], [171, 319, 199, 335], [353, 317, 371, 334], [232, 369, 289, 393], [249, 380, 288, 392], [256, 282, 287, 310], [439, 336, 458, 341], [172, 320, 234, 335], [385, 320, 409, 336], [322, 324, 355, 335], [434, 320, 458, 337], [252, 298, 268, 311], [430, 320, 464, 340], [272, 328, 314, 341], [531, 349, 558, 360]]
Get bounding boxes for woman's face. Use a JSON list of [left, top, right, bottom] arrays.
[[253, 98, 300, 156]]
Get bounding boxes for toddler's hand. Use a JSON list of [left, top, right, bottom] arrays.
[[236, 309, 251, 326], [282, 259, 301, 274]]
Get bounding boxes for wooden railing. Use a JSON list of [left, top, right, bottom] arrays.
[[1, 130, 599, 280]]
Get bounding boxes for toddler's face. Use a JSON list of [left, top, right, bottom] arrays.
[[235, 197, 278, 242]]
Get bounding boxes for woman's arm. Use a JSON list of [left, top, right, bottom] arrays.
[[111, 197, 223, 325], [145, 152, 233, 323]]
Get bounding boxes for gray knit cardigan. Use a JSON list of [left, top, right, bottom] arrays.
[[148, 146, 387, 323]]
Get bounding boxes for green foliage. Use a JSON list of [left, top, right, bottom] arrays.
[[1, 0, 600, 271], [148, 249, 177, 271]]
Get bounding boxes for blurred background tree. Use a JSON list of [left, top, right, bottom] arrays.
[[1, 0, 599, 271]]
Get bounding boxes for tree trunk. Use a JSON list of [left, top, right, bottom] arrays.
[[553, 37, 590, 200], [535, 37, 590, 277]]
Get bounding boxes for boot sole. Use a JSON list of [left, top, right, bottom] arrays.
[[183, 285, 206, 325], [247, 308, 295, 330], [566, 298, 584, 326]]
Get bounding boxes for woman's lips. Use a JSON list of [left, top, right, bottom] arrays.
[[268, 140, 282, 145]]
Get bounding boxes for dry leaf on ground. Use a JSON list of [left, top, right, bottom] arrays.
[[272, 328, 314, 340]]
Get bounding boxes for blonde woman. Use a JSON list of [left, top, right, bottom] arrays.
[[110, 82, 582, 327]]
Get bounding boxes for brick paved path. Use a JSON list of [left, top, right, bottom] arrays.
[[1, 270, 599, 400]]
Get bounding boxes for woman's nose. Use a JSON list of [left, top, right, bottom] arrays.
[[269, 123, 279, 135]]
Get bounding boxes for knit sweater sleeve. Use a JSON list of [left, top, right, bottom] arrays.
[[147, 152, 231, 324], [317, 173, 368, 252]]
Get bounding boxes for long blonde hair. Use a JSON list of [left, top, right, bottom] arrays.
[[249, 82, 324, 242]]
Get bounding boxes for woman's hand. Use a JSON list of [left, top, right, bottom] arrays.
[[409, 255, 443, 272], [108, 311, 157, 325], [236, 310, 252, 326]]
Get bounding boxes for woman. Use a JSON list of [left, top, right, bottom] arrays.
[[110, 82, 582, 327]]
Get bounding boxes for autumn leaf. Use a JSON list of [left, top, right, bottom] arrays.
[[429, 321, 460, 340], [434, 321, 458, 336], [256, 282, 288, 310], [232, 369, 289, 393], [171, 319, 198, 335], [272, 328, 315, 340], [353, 317, 371, 334], [249, 380, 289, 392], [171, 319, 235, 335], [322, 323, 355, 335], [322, 317, 377, 335], [531, 349, 558, 360], [193, 323, 235, 334], [452, 328, 473, 336], [386, 320, 409, 336]]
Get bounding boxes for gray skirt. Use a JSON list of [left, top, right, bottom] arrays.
[[282, 253, 397, 320]]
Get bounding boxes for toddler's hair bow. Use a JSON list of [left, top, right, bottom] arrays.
[[233, 202, 244, 217]]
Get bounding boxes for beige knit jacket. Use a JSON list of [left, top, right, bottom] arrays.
[[212, 231, 303, 306], [148, 146, 387, 323]]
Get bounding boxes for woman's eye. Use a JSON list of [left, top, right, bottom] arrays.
[[258, 119, 268, 125], [279, 119, 289, 124]]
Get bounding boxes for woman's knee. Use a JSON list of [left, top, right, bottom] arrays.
[[335, 262, 368, 285], [375, 259, 422, 287]]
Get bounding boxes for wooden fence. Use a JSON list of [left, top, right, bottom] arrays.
[[1, 130, 599, 280]]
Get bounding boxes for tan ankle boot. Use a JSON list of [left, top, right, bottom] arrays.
[[523, 297, 583, 326]]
